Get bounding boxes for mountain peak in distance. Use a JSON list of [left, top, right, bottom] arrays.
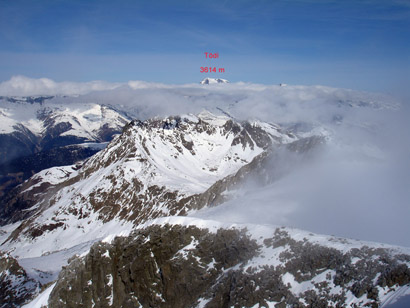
[[200, 77, 229, 85]]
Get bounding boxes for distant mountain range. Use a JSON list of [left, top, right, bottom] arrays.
[[0, 95, 130, 199]]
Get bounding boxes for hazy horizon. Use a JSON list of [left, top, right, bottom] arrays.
[[1, 0, 409, 96]]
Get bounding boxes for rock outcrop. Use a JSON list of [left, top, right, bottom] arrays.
[[48, 224, 410, 308], [0, 252, 39, 307]]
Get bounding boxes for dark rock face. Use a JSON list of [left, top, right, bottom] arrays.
[[48, 225, 260, 308], [0, 145, 99, 197], [265, 229, 410, 308], [98, 123, 122, 142], [47, 225, 410, 308], [0, 142, 103, 217], [0, 252, 39, 308], [0, 126, 39, 165], [0, 146, 100, 226]]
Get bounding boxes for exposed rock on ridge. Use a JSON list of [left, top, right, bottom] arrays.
[[48, 223, 410, 308], [0, 252, 39, 307]]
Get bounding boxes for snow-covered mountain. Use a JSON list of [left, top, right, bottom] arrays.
[[0, 80, 408, 307], [0, 95, 131, 201], [0, 96, 130, 155], [200, 77, 229, 84], [0, 110, 298, 306], [0, 111, 294, 257]]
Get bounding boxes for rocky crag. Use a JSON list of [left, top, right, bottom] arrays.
[[48, 223, 410, 308]]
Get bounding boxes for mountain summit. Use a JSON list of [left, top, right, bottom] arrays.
[[200, 77, 229, 85]]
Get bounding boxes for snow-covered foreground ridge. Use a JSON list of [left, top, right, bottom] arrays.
[[23, 216, 410, 308]]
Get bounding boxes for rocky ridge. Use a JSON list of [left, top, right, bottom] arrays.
[[0, 111, 294, 259], [47, 221, 410, 308]]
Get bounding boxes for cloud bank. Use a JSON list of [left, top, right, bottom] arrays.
[[191, 102, 410, 247], [0, 76, 123, 96]]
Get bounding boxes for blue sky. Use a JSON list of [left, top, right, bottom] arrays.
[[0, 0, 409, 94]]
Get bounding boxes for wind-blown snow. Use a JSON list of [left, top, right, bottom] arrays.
[[189, 132, 410, 247]]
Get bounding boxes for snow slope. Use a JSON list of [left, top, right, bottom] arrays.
[[0, 96, 129, 140], [0, 111, 289, 260]]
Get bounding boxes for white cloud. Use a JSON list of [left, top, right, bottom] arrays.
[[191, 102, 410, 247], [0, 75, 122, 96]]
